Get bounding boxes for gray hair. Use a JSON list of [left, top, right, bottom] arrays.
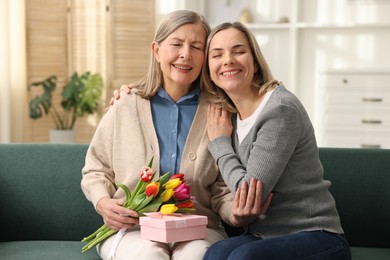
[[136, 10, 210, 98]]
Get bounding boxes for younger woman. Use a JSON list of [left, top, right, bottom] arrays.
[[202, 22, 351, 260]]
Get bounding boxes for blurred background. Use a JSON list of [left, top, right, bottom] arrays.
[[1, 0, 390, 148]]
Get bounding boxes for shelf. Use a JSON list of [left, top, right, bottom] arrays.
[[195, 0, 390, 149], [244, 23, 291, 30], [322, 68, 390, 74], [296, 22, 390, 29], [243, 22, 390, 30]]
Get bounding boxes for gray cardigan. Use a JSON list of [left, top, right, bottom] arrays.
[[208, 85, 344, 238]]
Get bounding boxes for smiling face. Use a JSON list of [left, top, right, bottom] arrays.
[[152, 23, 206, 93], [208, 27, 256, 96]]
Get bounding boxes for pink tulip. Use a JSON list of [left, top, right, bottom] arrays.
[[174, 183, 190, 200]]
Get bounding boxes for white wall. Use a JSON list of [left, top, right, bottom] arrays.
[[204, 0, 293, 25], [296, 0, 390, 121], [0, 0, 27, 143], [0, 0, 11, 142], [172, 0, 390, 121]]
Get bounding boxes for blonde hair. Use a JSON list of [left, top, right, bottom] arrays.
[[201, 22, 279, 113], [135, 10, 210, 99]]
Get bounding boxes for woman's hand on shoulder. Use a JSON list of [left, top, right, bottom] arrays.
[[104, 83, 135, 112], [230, 178, 273, 227], [206, 104, 233, 141]]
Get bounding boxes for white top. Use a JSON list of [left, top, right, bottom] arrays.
[[236, 88, 275, 144]]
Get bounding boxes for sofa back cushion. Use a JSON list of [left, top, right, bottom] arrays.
[[1, 144, 389, 249], [319, 148, 390, 248], [0, 144, 102, 242]]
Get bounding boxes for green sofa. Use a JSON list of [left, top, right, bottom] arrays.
[[0, 144, 389, 259]]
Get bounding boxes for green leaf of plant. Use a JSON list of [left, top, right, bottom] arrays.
[[137, 196, 164, 216], [116, 184, 131, 202], [158, 171, 171, 187], [28, 75, 56, 119], [134, 194, 154, 211], [28, 71, 103, 130], [78, 73, 103, 116], [176, 208, 196, 213], [128, 193, 147, 210], [148, 156, 154, 167], [130, 177, 146, 202]]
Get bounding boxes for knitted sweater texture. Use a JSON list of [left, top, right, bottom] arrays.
[[208, 85, 344, 238]]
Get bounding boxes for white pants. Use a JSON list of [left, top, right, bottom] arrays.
[[97, 227, 227, 260]]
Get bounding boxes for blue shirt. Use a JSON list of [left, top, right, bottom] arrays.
[[151, 86, 199, 176]]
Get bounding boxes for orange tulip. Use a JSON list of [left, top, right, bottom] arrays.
[[145, 181, 160, 197]]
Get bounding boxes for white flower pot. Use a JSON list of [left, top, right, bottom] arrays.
[[50, 129, 76, 143]]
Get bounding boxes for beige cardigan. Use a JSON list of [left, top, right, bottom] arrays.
[[81, 91, 233, 232]]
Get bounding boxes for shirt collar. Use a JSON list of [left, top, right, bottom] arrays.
[[157, 84, 200, 104]]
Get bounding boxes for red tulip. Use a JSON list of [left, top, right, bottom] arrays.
[[176, 200, 194, 208], [170, 173, 185, 181], [140, 166, 153, 182]]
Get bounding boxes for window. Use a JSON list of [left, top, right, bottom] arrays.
[[26, 0, 154, 143]]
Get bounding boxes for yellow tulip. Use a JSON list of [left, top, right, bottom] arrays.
[[161, 188, 174, 202], [165, 178, 182, 190], [160, 204, 178, 215]]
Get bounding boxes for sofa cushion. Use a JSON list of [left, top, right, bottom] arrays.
[[319, 148, 390, 248], [0, 144, 101, 242], [351, 247, 390, 260], [0, 241, 100, 260]]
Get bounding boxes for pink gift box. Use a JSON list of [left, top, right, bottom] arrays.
[[140, 214, 208, 243]]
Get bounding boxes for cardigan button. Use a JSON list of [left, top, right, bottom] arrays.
[[188, 152, 196, 161]]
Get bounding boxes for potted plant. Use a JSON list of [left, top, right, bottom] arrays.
[[29, 71, 104, 143]]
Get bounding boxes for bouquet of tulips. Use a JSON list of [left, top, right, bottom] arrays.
[[81, 157, 196, 253]]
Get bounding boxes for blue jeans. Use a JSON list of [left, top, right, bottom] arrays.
[[203, 231, 351, 260]]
